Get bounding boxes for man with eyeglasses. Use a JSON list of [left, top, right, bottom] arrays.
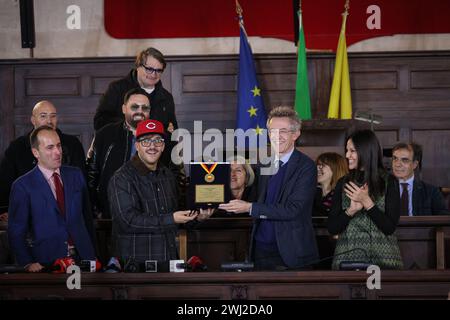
[[93, 47, 177, 134], [391, 142, 448, 216], [219, 106, 318, 271], [0, 100, 86, 224], [87, 88, 151, 219], [108, 119, 212, 270]]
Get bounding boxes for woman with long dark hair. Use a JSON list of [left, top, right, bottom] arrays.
[[328, 130, 403, 270]]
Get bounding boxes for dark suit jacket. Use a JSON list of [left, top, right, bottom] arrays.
[[8, 166, 96, 266], [0, 129, 86, 213], [409, 178, 448, 215], [250, 149, 319, 268]]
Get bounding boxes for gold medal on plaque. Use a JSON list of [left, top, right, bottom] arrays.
[[200, 163, 218, 184], [204, 173, 215, 183]]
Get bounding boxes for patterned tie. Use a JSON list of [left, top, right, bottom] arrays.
[[53, 172, 65, 215], [400, 183, 409, 216]]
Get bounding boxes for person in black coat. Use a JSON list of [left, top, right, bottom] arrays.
[[0, 101, 86, 220], [93, 47, 177, 133], [88, 88, 186, 218]]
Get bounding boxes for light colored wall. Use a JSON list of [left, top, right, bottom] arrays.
[[1, 0, 450, 59]]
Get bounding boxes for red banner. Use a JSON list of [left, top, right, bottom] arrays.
[[105, 0, 450, 50]]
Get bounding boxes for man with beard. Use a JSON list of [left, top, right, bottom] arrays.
[[93, 47, 176, 133], [0, 100, 86, 223], [87, 88, 151, 218], [108, 119, 213, 270]]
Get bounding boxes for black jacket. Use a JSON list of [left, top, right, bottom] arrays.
[[393, 176, 449, 216], [87, 121, 186, 218], [93, 69, 178, 132], [0, 129, 86, 213], [87, 122, 133, 218]]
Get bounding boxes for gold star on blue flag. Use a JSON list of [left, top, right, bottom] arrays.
[[235, 14, 268, 147]]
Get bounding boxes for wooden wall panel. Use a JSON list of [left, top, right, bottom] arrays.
[[411, 70, 450, 89], [411, 130, 450, 187], [0, 52, 449, 187]]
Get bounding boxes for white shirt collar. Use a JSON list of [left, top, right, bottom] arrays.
[[275, 147, 295, 166], [399, 174, 414, 185]]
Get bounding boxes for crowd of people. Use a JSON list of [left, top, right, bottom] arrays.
[[0, 47, 448, 271]]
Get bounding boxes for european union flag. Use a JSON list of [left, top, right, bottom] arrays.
[[235, 22, 268, 147]]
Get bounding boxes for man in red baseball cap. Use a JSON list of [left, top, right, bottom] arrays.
[[108, 119, 213, 270], [134, 119, 167, 171]]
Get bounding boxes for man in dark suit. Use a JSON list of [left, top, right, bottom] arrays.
[[219, 106, 318, 270], [8, 126, 96, 272], [392, 142, 448, 216], [0, 100, 86, 222]]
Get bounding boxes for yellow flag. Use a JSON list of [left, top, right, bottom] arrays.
[[327, 11, 352, 119]]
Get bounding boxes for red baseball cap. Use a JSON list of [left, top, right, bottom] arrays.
[[135, 119, 165, 140]]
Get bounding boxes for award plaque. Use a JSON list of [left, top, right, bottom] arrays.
[[187, 162, 230, 209]]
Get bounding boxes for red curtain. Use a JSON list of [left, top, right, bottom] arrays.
[[104, 0, 450, 50]]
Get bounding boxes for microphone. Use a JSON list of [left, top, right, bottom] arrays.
[[0, 264, 26, 273], [301, 247, 370, 270], [187, 256, 207, 272], [43, 257, 76, 273], [170, 260, 187, 272]]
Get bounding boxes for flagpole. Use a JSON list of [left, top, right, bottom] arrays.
[[327, 0, 352, 119], [342, 0, 349, 33], [235, 0, 247, 36]]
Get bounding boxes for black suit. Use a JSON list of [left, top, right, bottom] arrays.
[[403, 177, 449, 215]]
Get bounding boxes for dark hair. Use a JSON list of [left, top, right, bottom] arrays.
[[135, 47, 166, 70], [123, 87, 150, 105], [392, 141, 422, 172], [30, 125, 56, 149], [346, 130, 385, 199], [316, 152, 349, 189], [410, 142, 423, 171]]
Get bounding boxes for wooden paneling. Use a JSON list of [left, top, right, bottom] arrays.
[[1, 271, 449, 300], [410, 70, 450, 89], [352, 71, 398, 90], [412, 129, 450, 187], [0, 52, 449, 186], [25, 77, 81, 96]]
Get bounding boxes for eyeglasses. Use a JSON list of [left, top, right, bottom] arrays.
[[268, 128, 294, 136], [141, 64, 164, 75], [392, 156, 413, 165], [130, 104, 151, 113], [138, 137, 165, 147]]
